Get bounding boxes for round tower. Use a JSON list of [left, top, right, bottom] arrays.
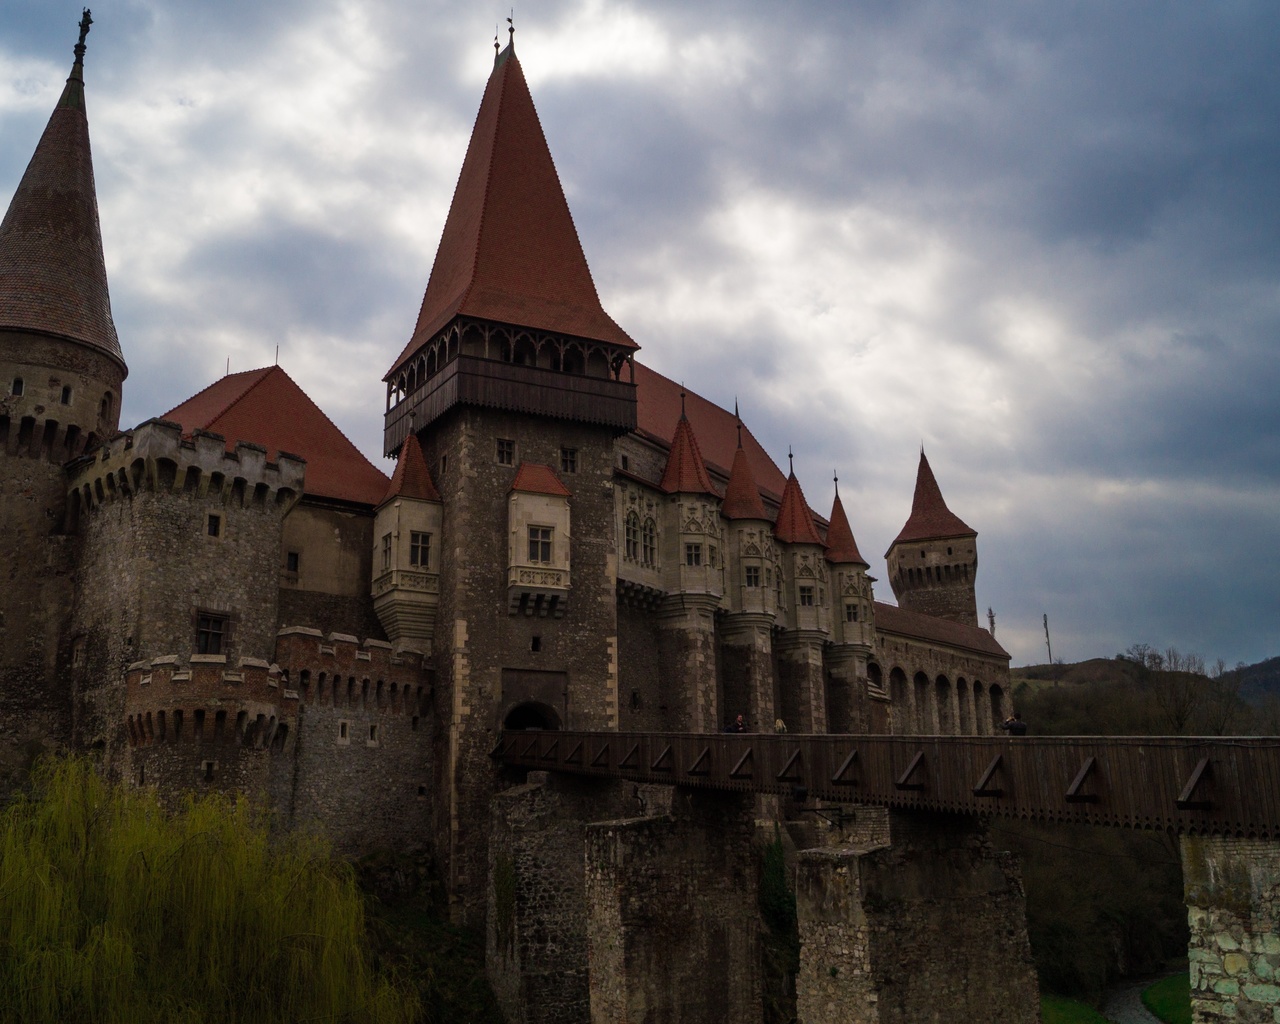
[[885, 450, 978, 626], [0, 13, 127, 764]]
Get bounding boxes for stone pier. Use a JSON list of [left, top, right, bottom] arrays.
[[1182, 835, 1280, 1023], [795, 810, 1038, 1024]]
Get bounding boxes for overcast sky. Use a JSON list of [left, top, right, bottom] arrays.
[[2, 1, 1277, 668]]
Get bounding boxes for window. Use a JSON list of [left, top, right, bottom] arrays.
[[745, 566, 761, 588], [685, 543, 702, 567], [708, 545, 718, 568], [206, 513, 222, 538], [621, 455, 630, 471], [338, 721, 349, 743], [60, 385, 72, 405], [196, 613, 227, 655], [528, 526, 553, 564], [496, 439, 514, 465], [440, 454, 448, 475], [285, 551, 300, 573], [410, 531, 430, 568], [531, 636, 542, 652], [845, 603, 858, 623], [10, 378, 22, 397], [368, 724, 379, 744], [799, 586, 815, 607], [561, 447, 577, 474], [624, 512, 639, 561], [381, 533, 392, 571], [642, 519, 657, 567]]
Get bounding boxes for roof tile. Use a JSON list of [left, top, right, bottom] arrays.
[[825, 492, 868, 566], [383, 431, 440, 503], [510, 462, 571, 497], [722, 444, 769, 520], [773, 473, 824, 545], [888, 450, 976, 551], [658, 413, 717, 496], [874, 601, 1008, 660]]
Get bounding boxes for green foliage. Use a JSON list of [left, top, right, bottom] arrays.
[[758, 827, 798, 1024], [0, 757, 418, 1024], [1039, 994, 1112, 1023], [1142, 974, 1192, 1024]]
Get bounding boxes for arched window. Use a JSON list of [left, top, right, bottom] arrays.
[[625, 512, 639, 562], [642, 518, 657, 567], [99, 391, 112, 421]]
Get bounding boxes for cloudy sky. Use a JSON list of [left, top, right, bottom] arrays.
[[2, 1, 1277, 668]]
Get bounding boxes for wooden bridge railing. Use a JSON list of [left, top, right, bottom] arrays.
[[495, 730, 1280, 838]]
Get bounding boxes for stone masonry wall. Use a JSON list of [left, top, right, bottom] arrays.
[[585, 790, 762, 1024], [1182, 835, 1280, 1024], [796, 810, 1038, 1024]]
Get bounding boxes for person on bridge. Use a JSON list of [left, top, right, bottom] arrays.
[[1001, 711, 1028, 736]]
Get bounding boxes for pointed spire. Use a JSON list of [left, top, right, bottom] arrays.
[[0, 10, 124, 369], [659, 413, 717, 496], [387, 43, 635, 379], [722, 444, 768, 520], [773, 471, 824, 545], [382, 431, 441, 504], [888, 449, 976, 549], [825, 486, 868, 566]]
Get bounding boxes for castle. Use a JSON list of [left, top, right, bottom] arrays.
[[0, 16, 1011, 946]]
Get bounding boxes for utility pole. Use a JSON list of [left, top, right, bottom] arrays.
[[1043, 613, 1053, 664]]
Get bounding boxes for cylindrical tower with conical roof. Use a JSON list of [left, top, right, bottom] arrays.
[[0, 13, 127, 768]]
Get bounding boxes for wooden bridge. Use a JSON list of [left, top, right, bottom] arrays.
[[496, 729, 1280, 838]]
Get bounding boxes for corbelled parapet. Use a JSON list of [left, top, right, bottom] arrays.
[[123, 654, 293, 750], [273, 627, 429, 712], [67, 418, 305, 515]]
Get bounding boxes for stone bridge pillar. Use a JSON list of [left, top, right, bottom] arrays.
[[795, 810, 1038, 1024], [585, 790, 762, 1024], [1182, 835, 1280, 1023], [720, 613, 776, 732]]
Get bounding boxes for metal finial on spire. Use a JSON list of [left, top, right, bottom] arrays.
[[508, 10, 515, 43], [734, 398, 742, 448], [74, 8, 92, 65], [494, 26, 500, 56], [833, 470, 839, 497], [679, 385, 687, 419], [788, 446, 794, 474]]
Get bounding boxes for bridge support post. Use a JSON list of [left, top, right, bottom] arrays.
[[720, 613, 777, 732], [775, 632, 828, 733], [655, 596, 720, 733], [1182, 835, 1280, 1023], [795, 810, 1037, 1024], [584, 790, 762, 1024]]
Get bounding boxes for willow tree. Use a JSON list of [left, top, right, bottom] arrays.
[[0, 758, 418, 1024]]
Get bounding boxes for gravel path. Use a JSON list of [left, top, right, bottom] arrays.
[[1100, 978, 1165, 1024]]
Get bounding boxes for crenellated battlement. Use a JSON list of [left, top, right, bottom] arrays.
[[273, 627, 430, 714], [66, 418, 305, 516]]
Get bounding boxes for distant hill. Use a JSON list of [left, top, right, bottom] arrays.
[[1234, 656, 1280, 701], [1013, 658, 1145, 688]]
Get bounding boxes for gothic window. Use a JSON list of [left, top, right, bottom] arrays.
[[410, 531, 430, 568], [496, 438, 514, 465], [528, 526, 553, 563], [685, 543, 702, 567], [642, 519, 657, 567], [196, 613, 227, 655], [745, 565, 761, 587], [625, 512, 639, 562], [845, 602, 857, 622], [799, 585, 815, 607], [381, 533, 392, 571]]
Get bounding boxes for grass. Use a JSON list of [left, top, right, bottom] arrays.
[[1040, 994, 1111, 1023], [1142, 974, 1192, 1024]]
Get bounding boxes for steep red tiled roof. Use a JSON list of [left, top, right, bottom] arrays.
[[659, 414, 717, 496], [722, 445, 769, 520], [825, 491, 868, 566], [874, 601, 1008, 660], [510, 462, 571, 497], [382, 431, 440, 504], [163, 366, 390, 506], [888, 450, 976, 551], [387, 44, 635, 379], [773, 473, 825, 546], [631, 363, 788, 503], [0, 46, 124, 368]]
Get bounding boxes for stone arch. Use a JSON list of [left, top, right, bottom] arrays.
[[867, 662, 883, 693], [988, 683, 1006, 731], [935, 675, 954, 734], [972, 681, 988, 735], [913, 671, 931, 733], [503, 701, 562, 731], [956, 677, 972, 735], [888, 667, 908, 734]]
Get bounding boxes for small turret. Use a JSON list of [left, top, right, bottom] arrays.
[[885, 450, 979, 625], [826, 477, 873, 648], [659, 403, 722, 599], [773, 461, 829, 634]]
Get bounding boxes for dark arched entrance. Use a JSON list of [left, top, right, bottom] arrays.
[[503, 701, 562, 731]]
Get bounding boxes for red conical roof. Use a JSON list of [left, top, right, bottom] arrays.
[[888, 450, 976, 551], [773, 472, 824, 546], [386, 43, 635, 379], [511, 462, 572, 497], [163, 366, 389, 506], [383, 431, 440, 504], [659, 413, 717, 496], [0, 34, 124, 369], [825, 490, 868, 566], [722, 444, 769, 520]]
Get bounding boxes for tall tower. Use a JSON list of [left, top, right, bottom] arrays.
[[0, 12, 127, 767], [381, 37, 638, 920], [824, 479, 876, 732], [885, 450, 979, 626]]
